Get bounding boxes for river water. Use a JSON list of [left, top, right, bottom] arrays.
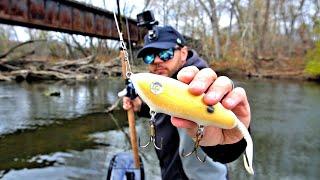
[[0, 78, 319, 180]]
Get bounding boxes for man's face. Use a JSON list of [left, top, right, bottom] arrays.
[[148, 47, 188, 77]]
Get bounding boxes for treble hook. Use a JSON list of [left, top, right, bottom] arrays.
[[139, 111, 163, 150], [181, 125, 207, 163]]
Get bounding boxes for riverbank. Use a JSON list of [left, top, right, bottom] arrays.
[[211, 58, 320, 82], [1, 56, 319, 83], [0, 55, 126, 82]]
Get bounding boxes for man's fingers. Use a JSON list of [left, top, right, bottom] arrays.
[[188, 68, 217, 95], [122, 97, 131, 110], [177, 66, 199, 84], [171, 117, 197, 129], [221, 87, 251, 128], [123, 102, 132, 110], [132, 97, 142, 112], [221, 87, 247, 109], [122, 97, 142, 112], [171, 117, 198, 138], [203, 76, 234, 105]]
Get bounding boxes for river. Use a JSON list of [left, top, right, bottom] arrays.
[[0, 78, 319, 179]]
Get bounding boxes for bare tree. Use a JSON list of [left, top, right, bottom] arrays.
[[143, 0, 153, 11], [260, 0, 271, 52], [223, 0, 234, 57], [198, 0, 221, 60]]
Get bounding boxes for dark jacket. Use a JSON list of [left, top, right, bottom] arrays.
[[138, 50, 247, 179]]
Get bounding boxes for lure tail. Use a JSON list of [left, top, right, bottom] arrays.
[[235, 118, 254, 175]]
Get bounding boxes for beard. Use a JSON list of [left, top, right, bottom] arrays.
[[150, 65, 169, 76]]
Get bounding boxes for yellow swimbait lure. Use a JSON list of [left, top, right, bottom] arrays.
[[130, 72, 254, 175]]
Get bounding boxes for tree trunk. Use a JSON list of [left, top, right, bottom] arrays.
[[223, 5, 234, 57], [288, 0, 306, 56], [198, 0, 221, 60], [232, 0, 245, 36], [71, 35, 89, 57], [260, 0, 270, 52]]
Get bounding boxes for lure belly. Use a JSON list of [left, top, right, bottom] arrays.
[[130, 73, 254, 175]]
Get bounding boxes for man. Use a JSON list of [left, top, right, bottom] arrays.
[[123, 26, 251, 179]]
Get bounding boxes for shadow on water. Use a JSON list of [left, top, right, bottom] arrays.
[[0, 79, 123, 135], [0, 111, 127, 171], [0, 78, 161, 180]]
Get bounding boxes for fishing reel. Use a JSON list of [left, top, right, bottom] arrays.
[[118, 79, 138, 100], [137, 10, 159, 40], [125, 79, 138, 100]]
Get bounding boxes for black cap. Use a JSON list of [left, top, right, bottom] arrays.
[[137, 26, 186, 58]]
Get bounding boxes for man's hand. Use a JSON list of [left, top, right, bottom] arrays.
[[123, 96, 143, 112], [171, 66, 251, 146]]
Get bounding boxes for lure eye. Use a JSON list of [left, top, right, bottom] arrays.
[[150, 81, 163, 94], [207, 106, 214, 113]]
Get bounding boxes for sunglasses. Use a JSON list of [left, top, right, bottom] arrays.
[[143, 48, 180, 64]]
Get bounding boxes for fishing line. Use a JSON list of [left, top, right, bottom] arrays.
[[113, 11, 132, 78]]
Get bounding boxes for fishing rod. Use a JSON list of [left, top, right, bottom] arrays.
[[113, 1, 139, 169]]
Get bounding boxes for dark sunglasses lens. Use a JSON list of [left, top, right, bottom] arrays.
[[143, 54, 155, 64], [159, 48, 174, 61]]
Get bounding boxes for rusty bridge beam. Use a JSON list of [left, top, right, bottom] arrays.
[[0, 0, 144, 42]]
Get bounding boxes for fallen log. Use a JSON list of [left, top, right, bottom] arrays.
[[0, 52, 125, 82], [46, 67, 76, 75], [25, 70, 88, 81], [76, 64, 99, 74], [9, 70, 30, 81], [0, 55, 49, 76], [0, 73, 12, 81], [53, 55, 95, 69], [2, 69, 88, 81], [0, 63, 21, 71]]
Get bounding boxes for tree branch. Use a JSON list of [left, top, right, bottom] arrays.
[[0, 39, 45, 59]]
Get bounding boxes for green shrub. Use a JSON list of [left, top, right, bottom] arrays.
[[305, 42, 320, 77], [305, 21, 320, 78]]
